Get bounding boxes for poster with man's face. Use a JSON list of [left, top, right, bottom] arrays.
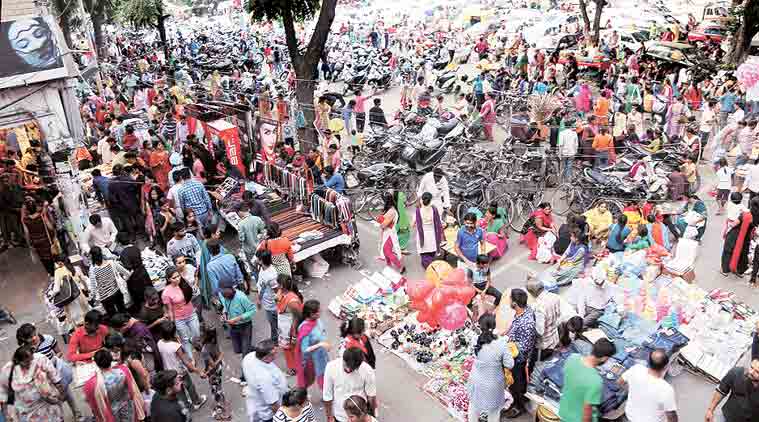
[[0, 17, 66, 82]]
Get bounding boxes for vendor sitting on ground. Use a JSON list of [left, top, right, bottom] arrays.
[[576, 275, 612, 328], [466, 254, 503, 308], [553, 228, 590, 286], [583, 202, 613, 243], [645, 213, 672, 251]]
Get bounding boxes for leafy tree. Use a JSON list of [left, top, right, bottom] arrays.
[[50, 0, 77, 48], [578, 0, 606, 46], [727, 0, 759, 64], [117, 0, 171, 60], [247, 0, 338, 142], [82, 0, 118, 58]]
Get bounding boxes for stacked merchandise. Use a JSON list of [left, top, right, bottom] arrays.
[[141, 248, 173, 291], [328, 268, 410, 337], [377, 313, 479, 420], [678, 289, 759, 383], [78, 164, 113, 215]]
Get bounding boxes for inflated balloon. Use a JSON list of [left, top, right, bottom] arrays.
[[425, 260, 453, 286], [439, 303, 468, 331], [430, 289, 446, 312], [457, 285, 477, 303], [738, 63, 759, 89], [441, 268, 468, 286], [406, 279, 435, 302], [417, 309, 437, 327]]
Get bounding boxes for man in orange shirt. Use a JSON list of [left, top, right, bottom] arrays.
[[592, 127, 614, 169]]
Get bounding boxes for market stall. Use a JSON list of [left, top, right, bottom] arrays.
[[223, 161, 359, 265]]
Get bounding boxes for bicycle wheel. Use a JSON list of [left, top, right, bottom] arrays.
[[544, 158, 561, 188], [365, 193, 386, 222], [400, 173, 420, 205], [549, 183, 575, 216], [509, 197, 534, 232], [354, 192, 382, 221], [486, 181, 511, 203]]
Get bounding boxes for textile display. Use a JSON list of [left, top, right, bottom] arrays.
[[141, 248, 173, 290]]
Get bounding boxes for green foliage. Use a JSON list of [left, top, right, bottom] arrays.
[[117, 0, 164, 27], [725, 4, 744, 36], [246, 0, 320, 22]]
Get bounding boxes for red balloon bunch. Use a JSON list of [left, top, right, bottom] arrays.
[[406, 266, 476, 330]]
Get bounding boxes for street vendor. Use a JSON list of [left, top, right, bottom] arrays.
[[576, 274, 613, 328], [583, 202, 613, 244]]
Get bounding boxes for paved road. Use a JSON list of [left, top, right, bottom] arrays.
[[0, 73, 747, 422]]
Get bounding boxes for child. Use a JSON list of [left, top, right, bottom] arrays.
[[157, 320, 207, 410], [198, 325, 231, 421], [625, 225, 651, 251], [349, 129, 363, 156], [466, 254, 502, 311], [725, 192, 746, 237], [184, 208, 203, 240], [715, 157, 734, 215]]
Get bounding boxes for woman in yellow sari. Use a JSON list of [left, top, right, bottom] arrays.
[[583, 202, 613, 243]]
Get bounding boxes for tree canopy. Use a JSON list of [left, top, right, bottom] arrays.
[[247, 0, 321, 23]]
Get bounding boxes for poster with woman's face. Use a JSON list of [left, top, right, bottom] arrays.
[[258, 121, 277, 162], [0, 17, 65, 80]]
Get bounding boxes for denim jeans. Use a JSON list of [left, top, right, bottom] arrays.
[[561, 156, 574, 181], [594, 151, 609, 169], [230, 321, 253, 355], [265, 310, 279, 342], [175, 312, 201, 360]]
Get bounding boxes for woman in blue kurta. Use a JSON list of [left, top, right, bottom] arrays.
[[295, 299, 330, 390]]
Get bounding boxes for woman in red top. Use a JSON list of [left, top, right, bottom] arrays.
[[149, 141, 171, 191], [480, 92, 496, 142], [520, 202, 556, 261], [276, 276, 304, 375], [258, 222, 295, 276], [339, 317, 376, 368]]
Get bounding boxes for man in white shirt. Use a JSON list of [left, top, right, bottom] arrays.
[[527, 276, 561, 361], [79, 214, 118, 255], [619, 349, 678, 422], [97, 135, 115, 165], [323, 348, 378, 422], [242, 340, 288, 422], [699, 101, 716, 149], [416, 167, 451, 221], [559, 122, 579, 181], [577, 277, 612, 328], [742, 158, 759, 203]]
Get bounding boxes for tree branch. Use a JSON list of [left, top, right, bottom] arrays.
[[303, 0, 337, 67], [282, 6, 301, 68]]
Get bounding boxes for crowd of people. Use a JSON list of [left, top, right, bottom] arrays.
[[4, 0, 759, 421]]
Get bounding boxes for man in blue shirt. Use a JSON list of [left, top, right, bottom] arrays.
[[720, 89, 738, 129], [323, 165, 346, 194], [205, 240, 243, 296], [454, 212, 484, 270], [91, 168, 110, 203]]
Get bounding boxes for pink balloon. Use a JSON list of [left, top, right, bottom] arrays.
[[406, 279, 435, 302], [442, 268, 468, 286], [439, 303, 469, 331]]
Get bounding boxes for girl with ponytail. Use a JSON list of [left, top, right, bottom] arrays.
[[467, 314, 515, 422]]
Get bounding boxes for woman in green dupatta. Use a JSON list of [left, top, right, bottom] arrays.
[[478, 204, 508, 258], [675, 194, 707, 241], [395, 191, 411, 253]]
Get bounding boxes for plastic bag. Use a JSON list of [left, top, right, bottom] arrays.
[[536, 232, 557, 263]]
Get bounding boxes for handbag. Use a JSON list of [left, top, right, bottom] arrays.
[[53, 275, 81, 308], [503, 342, 520, 387], [41, 212, 62, 256]]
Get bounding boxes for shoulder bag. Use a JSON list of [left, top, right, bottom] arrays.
[[53, 275, 81, 308]]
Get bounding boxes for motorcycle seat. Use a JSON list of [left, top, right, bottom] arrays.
[[438, 73, 456, 83], [437, 119, 459, 135], [586, 169, 611, 185], [424, 138, 444, 149]]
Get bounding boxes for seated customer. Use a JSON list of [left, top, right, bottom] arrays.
[[68, 310, 109, 362], [466, 254, 503, 308]]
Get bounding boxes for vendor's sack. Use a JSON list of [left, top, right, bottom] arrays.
[[536, 232, 557, 263]]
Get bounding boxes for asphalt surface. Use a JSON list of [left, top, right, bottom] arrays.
[[0, 68, 749, 422]]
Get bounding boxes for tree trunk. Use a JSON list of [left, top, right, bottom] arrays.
[[92, 13, 106, 58], [729, 1, 759, 65], [158, 15, 170, 63], [280, 0, 337, 145], [591, 0, 604, 46], [578, 0, 591, 37]]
